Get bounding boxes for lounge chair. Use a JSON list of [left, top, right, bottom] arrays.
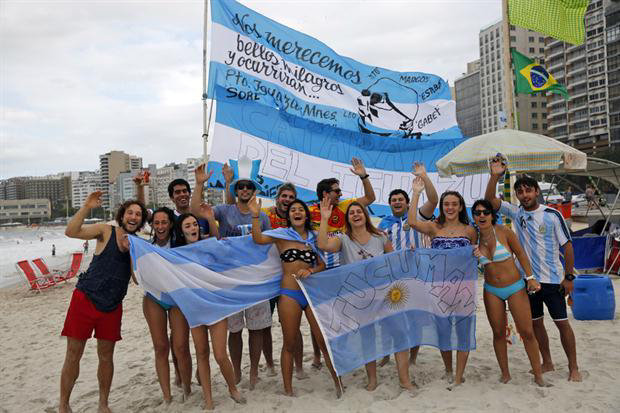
[[32, 258, 67, 283], [64, 252, 84, 280], [15, 260, 56, 292]]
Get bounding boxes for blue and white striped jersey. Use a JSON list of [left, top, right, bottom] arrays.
[[499, 201, 571, 284], [378, 209, 431, 250]]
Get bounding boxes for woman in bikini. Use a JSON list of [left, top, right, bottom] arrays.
[[248, 195, 342, 398], [173, 212, 245, 409], [471, 199, 547, 387], [408, 177, 477, 387], [318, 198, 415, 392], [142, 207, 193, 403]]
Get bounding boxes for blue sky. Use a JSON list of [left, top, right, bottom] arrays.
[[0, 0, 500, 179]]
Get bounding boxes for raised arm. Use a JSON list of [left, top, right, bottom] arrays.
[[195, 202, 219, 239], [223, 163, 236, 205], [408, 177, 436, 236], [190, 163, 212, 216], [413, 162, 438, 218], [485, 156, 507, 211], [65, 191, 107, 241], [248, 195, 275, 244], [350, 157, 375, 206], [133, 173, 152, 221], [504, 226, 540, 293], [316, 197, 342, 252]]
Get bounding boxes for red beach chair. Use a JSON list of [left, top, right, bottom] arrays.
[[32, 258, 67, 283], [64, 252, 84, 280], [15, 260, 56, 292]]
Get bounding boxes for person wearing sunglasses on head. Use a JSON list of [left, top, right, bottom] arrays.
[[485, 156, 581, 383], [471, 199, 548, 387], [308, 157, 376, 269]]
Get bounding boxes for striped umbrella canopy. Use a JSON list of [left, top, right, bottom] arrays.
[[436, 129, 587, 177]]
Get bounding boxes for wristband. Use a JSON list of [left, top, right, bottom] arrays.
[[360, 174, 369, 180], [525, 275, 535, 281]]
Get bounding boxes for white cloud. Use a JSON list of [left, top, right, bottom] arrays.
[[0, 0, 499, 179]]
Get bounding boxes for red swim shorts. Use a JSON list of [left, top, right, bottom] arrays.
[[61, 289, 123, 341]]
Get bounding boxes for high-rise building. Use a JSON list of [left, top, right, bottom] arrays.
[[606, 1, 620, 148], [545, 0, 618, 154], [479, 21, 548, 134], [71, 171, 101, 208], [154, 163, 189, 210], [0, 176, 71, 207], [455, 59, 482, 137], [99, 151, 143, 211]]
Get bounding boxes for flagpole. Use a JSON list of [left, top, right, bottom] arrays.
[[202, 0, 211, 163], [502, 0, 515, 130]]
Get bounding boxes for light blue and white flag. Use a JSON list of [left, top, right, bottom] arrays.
[[205, 0, 488, 216], [299, 246, 477, 376], [129, 235, 282, 328], [208, 0, 459, 138]]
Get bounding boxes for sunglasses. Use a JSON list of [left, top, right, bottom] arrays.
[[327, 188, 342, 195], [472, 209, 492, 216], [236, 182, 255, 191]]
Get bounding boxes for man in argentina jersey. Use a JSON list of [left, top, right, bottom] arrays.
[[309, 157, 376, 268], [485, 157, 581, 382], [378, 162, 437, 366]]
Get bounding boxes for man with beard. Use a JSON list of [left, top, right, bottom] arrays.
[[485, 157, 581, 382], [191, 161, 271, 390], [59, 191, 147, 413], [378, 162, 438, 365]]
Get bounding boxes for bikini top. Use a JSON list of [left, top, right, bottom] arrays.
[[280, 248, 318, 265], [478, 228, 512, 266], [431, 236, 471, 250]]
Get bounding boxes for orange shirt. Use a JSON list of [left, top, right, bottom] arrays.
[[262, 206, 288, 229], [309, 198, 356, 234]]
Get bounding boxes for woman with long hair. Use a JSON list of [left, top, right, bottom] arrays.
[[471, 199, 548, 386], [248, 196, 342, 397], [318, 198, 415, 392], [408, 178, 477, 387], [173, 211, 244, 409], [142, 207, 193, 403]]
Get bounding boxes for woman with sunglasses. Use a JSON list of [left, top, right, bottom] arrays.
[[408, 177, 477, 388], [173, 211, 245, 409], [142, 207, 195, 403], [248, 195, 343, 398], [318, 198, 416, 392], [470, 199, 547, 387]]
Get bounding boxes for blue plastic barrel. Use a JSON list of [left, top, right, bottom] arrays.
[[571, 275, 615, 320]]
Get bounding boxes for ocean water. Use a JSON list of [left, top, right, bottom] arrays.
[[0, 227, 89, 288]]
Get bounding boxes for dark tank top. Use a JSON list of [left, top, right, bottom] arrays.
[[76, 227, 131, 312]]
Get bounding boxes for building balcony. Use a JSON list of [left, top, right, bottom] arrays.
[[566, 53, 586, 65], [546, 47, 564, 59], [566, 64, 586, 75], [548, 60, 565, 71], [548, 109, 567, 118], [547, 38, 562, 48], [548, 119, 568, 129]]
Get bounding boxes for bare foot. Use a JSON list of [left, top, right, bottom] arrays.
[[230, 391, 247, 404], [446, 381, 462, 391], [266, 365, 277, 377], [296, 369, 309, 380], [365, 380, 378, 391], [500, 374, 511, 384], [249, 373, 258, 390], [59, 403, 73, 413], [311, 360, 322, 370], [379, 355, 390, 367], [204, 399, 215, 411], [97, 404, 112, 413], [568, 369, 582, 382], [400, 381, 418, 392], [442, 370, 454, 383], [535, 376, 553, 387]]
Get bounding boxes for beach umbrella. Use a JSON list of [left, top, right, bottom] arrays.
[[436, 129, 587, 177]]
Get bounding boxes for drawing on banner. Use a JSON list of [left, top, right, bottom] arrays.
[[357, 78, 420, 138]]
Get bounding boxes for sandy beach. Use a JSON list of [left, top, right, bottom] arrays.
[[0, 275, 618, 413]]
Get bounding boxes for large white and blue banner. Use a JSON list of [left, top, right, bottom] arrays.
[[130, 233, 477, 376], [205, 0, 487, 216], [299, 247, 477, 376]]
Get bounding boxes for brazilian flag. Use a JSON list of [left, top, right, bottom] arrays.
[[511, 49, 569, 99]]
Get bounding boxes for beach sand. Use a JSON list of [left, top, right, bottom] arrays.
[[1, 277, 619, 412]]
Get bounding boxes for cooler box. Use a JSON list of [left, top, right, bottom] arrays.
[[571, 275, 615, 320], [547, 202, 572, 219]]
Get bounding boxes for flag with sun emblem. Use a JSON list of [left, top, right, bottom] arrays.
[[512, 49, 569, 99], [298, 246, 477, 376]]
